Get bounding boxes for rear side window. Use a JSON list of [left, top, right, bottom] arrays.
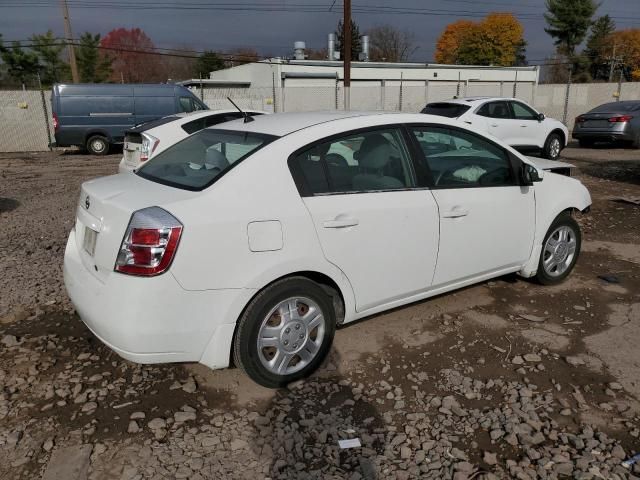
[[421, 103, 471, 118], [136, 129, 276, 191], [289, 128, 415, 196], [476, 101, 512, 119]]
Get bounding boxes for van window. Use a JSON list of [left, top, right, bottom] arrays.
[[136, 128, 276, 191], [60, 97, 133, 116], [179, 96, 206, 113], [135, 97, 176, 116]]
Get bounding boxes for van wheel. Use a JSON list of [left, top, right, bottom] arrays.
[[543, 133, 562, 160], [233, 277, 336, 388], [536, 214, 581, 285], [87, 135, 109, 155]]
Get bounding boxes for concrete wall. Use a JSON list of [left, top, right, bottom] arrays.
[[2, 82, 640, 152]]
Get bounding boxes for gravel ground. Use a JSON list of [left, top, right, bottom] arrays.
[[0, 145, 639, 480]]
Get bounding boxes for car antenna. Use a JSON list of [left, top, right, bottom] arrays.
[[227, 97, 254, 123]]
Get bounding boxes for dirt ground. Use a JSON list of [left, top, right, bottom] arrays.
[[0, 144, 639, 480]]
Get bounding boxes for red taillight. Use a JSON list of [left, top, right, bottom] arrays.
[[608, 115, 633, 123], [115, 207, 182, 277], [53, 113, 59, 131], [140, 133, 160, 162], [575, 116, 586, 124]]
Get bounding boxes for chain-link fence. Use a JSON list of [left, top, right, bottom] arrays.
[[2, 80, 640, 153]]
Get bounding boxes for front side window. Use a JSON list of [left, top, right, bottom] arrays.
[[179, 96, 195, 113], [411, 127, 514, 188], [290, 128, 415, 196], [476, 101, 511, 119], [511, 102, 538, 120], [137, 129, 276, 190]]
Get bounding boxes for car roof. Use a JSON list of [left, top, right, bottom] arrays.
[[430, 97, 521, 106], [211, 111, 387, 137]]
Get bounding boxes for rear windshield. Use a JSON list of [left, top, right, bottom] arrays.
[[136, 128, 276, 191], [421, 103, 471, 118], [128, 116, 180, 133], [591, 102, 640, 113]]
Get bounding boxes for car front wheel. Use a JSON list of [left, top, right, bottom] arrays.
[[233, 277, 336, 388], [543, 133, 563, 160], [536, 214, 581, 285]]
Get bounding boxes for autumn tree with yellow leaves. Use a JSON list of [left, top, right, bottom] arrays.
[[435, 13, 526, 66], [608, 29, 640, 81]]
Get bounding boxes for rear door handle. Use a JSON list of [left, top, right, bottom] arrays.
[[520, 125, 528, 128], [464, 121, 472, 125], [441, 207, 469, 218], [323, 218, 359, 228]]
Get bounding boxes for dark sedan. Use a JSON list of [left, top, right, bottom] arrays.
[[573, 101, 640, 148]]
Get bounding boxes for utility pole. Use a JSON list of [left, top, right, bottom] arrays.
[[60, 0, 79, 83], [343, 0, 351, 110], [608, 44, 618, 83]]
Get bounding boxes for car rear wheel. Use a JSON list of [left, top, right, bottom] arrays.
[[631, 133, 640, 149], [233, 277, 336, 388], [543, 133, 563, 160], [535, 214, 581, 285], [86, 135, 110, 155]]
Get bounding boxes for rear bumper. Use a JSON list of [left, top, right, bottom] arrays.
[[572, 130, 635, 142], [63, 230, 246, 368], [117, 157, 135, 174]]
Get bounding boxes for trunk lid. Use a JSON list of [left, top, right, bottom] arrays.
[[578, 112, 626, 129], [73, 173, 196, 282]]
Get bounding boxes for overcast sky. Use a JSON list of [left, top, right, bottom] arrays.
[[1, 0, 639, 65]]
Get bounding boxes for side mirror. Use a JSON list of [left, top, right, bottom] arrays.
[[537, 113, 546, 122], [521, 163, 542, 186]]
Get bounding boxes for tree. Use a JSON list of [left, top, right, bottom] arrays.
[[544, 0, 598, 58], [100, 28, 162, 83], [585, 15, 616, 80], [609, 29, 640, 81], [76, 32, 111, 82], [194, 50, 224, 77], [435, 20, 476, 64], [29, 30, 69, 85], [435, 14, 526, 66], [0, 36, 40, 86], [367, 24, 417, 62], [335, 19, 362, 60]]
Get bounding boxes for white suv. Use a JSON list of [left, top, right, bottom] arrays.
[[422, 97, 569, 160]]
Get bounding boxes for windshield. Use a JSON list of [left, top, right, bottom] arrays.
[[421, 103, 471, 118], [136, 128, 277, 191], [591, 102, 640, 113]]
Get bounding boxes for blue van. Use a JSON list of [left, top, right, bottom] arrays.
[[51, 83, 208, 155]]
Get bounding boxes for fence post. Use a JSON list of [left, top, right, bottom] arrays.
[[500, 81, 504, 97], [399, 73, 403, 111], [424, 80, 429, 105], [37, 73, 53, 151], [513, 70, 518, 98], [335, 78, 339, 110], [199, 73, 204, 101], [617, 70, 623, 102], [272, 72, 277, 113], [380, 80, 385, 111], [563, 66, 573, 125]]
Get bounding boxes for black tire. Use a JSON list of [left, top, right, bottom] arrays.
[[86, 135, 110, 155], [233, 277, 336, 388], [578, 138, 594, 148], [631, 133, 640, 149], [535, 213, 582, 285], [542, 133, 563, 160]]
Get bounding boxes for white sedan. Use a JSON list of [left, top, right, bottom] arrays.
[[118, 109, 267, 173], [422, 97, 569, 160], [64, 111, 591, 388]]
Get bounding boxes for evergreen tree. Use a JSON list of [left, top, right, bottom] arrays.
[[76, 32, 112, 82], [0, 36, 40, 86], [335, 19, 362, 60], [194, 50, 225, 77], [29, 30, 69, 85], [544, 0, 598, 57], [585, 15, 616, 80]]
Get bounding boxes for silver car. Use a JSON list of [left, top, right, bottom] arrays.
[[573, 101, 640, 148]]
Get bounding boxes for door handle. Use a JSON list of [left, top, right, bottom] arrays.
[[491, 124, 499, 127], [323, 218, 359, 228], [520, 125, 528, 128], [441, 207, 469, 218], [464, 121, 472, 125]]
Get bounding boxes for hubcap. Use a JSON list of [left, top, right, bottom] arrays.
[[550, 138, 561, 158], [257, 297, 325, 376], [92, 140, 105, 152], [542, 225, 576, 277]]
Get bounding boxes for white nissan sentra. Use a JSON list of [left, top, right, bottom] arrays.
[[64, 111, 591, 388]]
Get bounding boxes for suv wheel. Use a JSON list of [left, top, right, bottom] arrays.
[[233, 277, 336, 388], [543, 133, 562, 160], [536, 214, 581, 285], [86, 135, 110, 155]]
